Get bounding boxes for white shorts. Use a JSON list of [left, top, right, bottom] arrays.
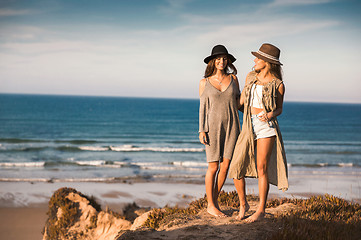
[[251, 112, 276, 140]]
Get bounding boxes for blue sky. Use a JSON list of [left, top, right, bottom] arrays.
[[0, 0, 360, 103]]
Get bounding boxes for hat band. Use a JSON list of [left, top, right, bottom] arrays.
[[257, 50, 279, 62]]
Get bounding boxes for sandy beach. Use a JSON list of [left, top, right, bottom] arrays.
[[1, 169, 360, 240]]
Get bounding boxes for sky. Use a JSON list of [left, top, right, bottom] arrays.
[[0, 0, 361, 103]]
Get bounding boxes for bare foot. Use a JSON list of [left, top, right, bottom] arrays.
[[214, 199, 220, 211], [207, 205, 226, 218], [245, 211, 265, 223], [235, 202, 250, 220]]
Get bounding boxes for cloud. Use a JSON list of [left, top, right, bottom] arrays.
[[0, 25, 48, 42], [270, 0, 333, 6], [0, 8, 39, 17], [158, 0, 194, 15], [0, 1, 359, 102]]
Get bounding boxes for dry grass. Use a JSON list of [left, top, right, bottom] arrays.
[[268, 194, 361, 240], [144, 191, 258, 229], [44, 188, 361, 239], [144, 192, 360, 239]]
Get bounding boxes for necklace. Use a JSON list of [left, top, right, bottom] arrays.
[[213, 75, 226, 85]]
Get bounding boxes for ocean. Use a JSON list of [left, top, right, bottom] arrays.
[[0, 94, 360, 183]]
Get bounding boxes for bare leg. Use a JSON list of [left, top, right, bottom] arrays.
[[246, 136, 275, 223], [205, 161, 225, 217], [213, 158, 231, 209], [234, 177, 249, 219]]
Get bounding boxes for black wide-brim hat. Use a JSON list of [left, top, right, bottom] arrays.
[[251, 43, 283, 65], [204, 45, 236, 64]]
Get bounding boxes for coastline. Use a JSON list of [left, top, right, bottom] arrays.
[[0, 169, 360, 240]]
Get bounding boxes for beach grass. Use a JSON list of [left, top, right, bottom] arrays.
[[145, 191, 361, 239], [268, 194, 361, 240], [41, 188, 360, 239]]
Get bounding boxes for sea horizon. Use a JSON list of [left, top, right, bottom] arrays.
[[1, 92, 361, 105]]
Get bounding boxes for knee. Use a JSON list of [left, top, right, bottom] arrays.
[[219, 162, 230, 174], [257, 163, 267, 177], [207, 164, 219, 174]]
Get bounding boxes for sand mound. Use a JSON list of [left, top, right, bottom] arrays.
[[42, 187, 299, 240], [43, 188, 360, 240], [42, 187, 150, 240]]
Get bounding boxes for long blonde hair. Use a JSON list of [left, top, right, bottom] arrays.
[[268, 62, 283, 81]]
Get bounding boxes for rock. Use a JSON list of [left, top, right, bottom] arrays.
[[130, 210, 152, 231], [93, 212, 131, 239], [43, 187, 132, 240]]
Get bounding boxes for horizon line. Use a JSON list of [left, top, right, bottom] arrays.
[[0, 92, 360, 105]]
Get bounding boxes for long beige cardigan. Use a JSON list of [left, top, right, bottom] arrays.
[[229, 71, 288, 191]]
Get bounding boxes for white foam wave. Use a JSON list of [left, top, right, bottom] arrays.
[[74, 160, 126, 168], [317, 163, 329, 167], [0, 178, 50, 182], [338, 163, 353, 167], [113, 161, 129, 166], [0, 177, 116, 182], [140, 165, 177, 171], [132, 162, 175, 170], [0, 162, 45, 168], [79, 146, 109, 151], [78, 145, 204, 153], [173, 161, 208, 167], [109, 145, 204, 152], [75, 160, 106, 166], [60, 177, 116, 182], [133, 162, 158, 167]]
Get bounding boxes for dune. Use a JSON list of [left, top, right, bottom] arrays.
[[41, 187, 361, 240]]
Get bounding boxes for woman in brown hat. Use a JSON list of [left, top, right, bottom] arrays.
[[199, 45, 241, 217], [229, 43, 288, 222]]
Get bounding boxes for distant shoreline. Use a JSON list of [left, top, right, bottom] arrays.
[[1, 170, 360, 210]]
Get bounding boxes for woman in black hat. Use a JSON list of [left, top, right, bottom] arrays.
[[199, 45, 241, 217], [229, 43, 288, 222]]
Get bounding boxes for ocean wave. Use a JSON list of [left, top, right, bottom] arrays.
[[285, 140, 361, 146], [109, 145, 204, 152], [0, 161, 45, 167], [0, 177, 116, 182], [78, 146, 110, 151], [75, 160, 108, 166], [0, 138, 100, 145], [288, 162, 360, 168], [0, 144, 205, 153], [0, 138, 45, 143], [0, 146, 50, 152], [54, 140, 98, 144], [132, 161, 206, 171], [173, 161, 208, 167], [73, 160, 130, 168]]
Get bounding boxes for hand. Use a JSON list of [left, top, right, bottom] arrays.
[[199, 132, 209, 145], [258, 112, 272, 122]]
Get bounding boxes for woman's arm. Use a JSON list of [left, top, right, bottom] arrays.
[[199, 78, 206, 97], [199, 78, 209, 145], [238, 72, 252, 112], [261, 83, 285, 121], [231, 74, 243, 111]]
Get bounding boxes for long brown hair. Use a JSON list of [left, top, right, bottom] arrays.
[[204, 56, 237, 78], [268, 62, 283, 81]]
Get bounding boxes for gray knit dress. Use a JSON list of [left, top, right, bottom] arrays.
[[199, 76, 240, 162]]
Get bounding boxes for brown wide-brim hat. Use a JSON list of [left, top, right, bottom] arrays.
[[204, 45, 236, 64], [251, 43, 283, 65]]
